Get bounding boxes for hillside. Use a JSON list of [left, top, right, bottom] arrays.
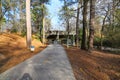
[[0, 33, 45, 73]]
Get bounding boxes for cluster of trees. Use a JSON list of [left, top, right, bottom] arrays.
[[0, 0, 51, 48], [59, 0, 120, 51], [0, 0, 120, 50]]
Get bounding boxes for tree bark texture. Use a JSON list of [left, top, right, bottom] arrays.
[[88, 0, 96, 52], [81, 0, 88, 50], [26, 0, 32, 48]]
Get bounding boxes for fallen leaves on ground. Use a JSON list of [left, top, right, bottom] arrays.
[[65, 47, 120, 80], [0, 33, 46, 73]]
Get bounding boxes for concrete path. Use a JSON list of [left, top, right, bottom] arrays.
[[0, 44, 76, 80]]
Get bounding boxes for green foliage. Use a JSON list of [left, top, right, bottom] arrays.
[[32, 32, 42, 42], [20, 31, 26, 37], [79, 29, 82, 40], [94, 36, 101, 47], [44, 17, 51, 32], [102, 39, 112, 47], [0, 17, 6, 25], [59, 6, 75, 22], [31, 3, 48, 31], [11, 28, 18, 33], [103, 24, 120, 48], [115, 8, 120, 23], [32, 0, 50, 4]]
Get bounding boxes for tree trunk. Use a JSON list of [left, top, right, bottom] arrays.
[[42, 3, 45, 44], [67, 20, 70, 38], [0, 0, 2, 32], [67, 20, 70, 48], [112, 0, 115, 31], [42, 16, 45, 44], [81, 0, 88, 50], [19, 0, 23, 33], [76, 0, 81, 47], [88, 0, 96, 52], [0, 0, 2, 22], [0, 0, 2, 20], [26, 0, 32, 48], [100, 19, 105, 50]]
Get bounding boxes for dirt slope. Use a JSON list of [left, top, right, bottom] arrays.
[[0, 33, 45, 73]]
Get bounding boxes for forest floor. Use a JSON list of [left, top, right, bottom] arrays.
[[0, 33, 120, 80], [0, 33, 46, 73], [65, 47, 120, 80]]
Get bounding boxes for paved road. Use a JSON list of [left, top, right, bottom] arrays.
[[0, 44, 76, 80]]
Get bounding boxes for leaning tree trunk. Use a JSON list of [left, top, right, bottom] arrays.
[[26, 0, 32, 48], [88, 0, 96, 52], [100, 20, 105, 50], [81, 0, 89, 50], [100, 10, 109, 50]]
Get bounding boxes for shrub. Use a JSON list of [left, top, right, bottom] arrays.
[[20, 31, 26, 37], [94, 37, 101, 47]]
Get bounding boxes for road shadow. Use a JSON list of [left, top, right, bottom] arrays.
[[20, 73, 32, 80]]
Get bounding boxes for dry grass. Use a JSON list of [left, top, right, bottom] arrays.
[[0, 33, 46, 73], [65, 47, 120, 80]]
